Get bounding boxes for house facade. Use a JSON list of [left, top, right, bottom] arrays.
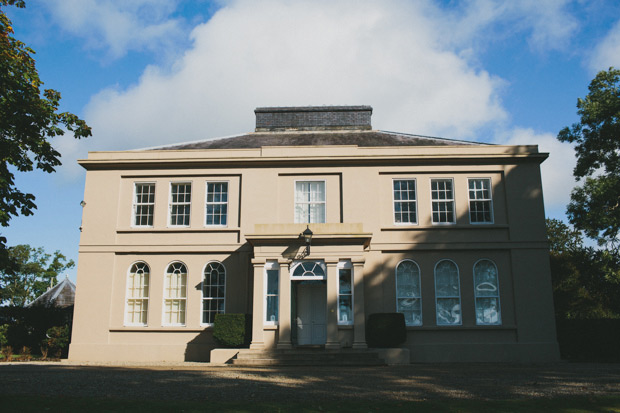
[[69, 106, 560, 362]]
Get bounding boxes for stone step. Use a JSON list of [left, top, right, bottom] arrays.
[[231, 349, 386, 366], [231, 358, 385, 366], [236, 352, 379, 360]]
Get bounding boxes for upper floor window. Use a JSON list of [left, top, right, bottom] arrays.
[[434, 260, 461, 325], [295, 181, 325, 223], [125, 262, 150, 326], [205, 182, 228, 226], [203, 261, 226, 325], [393, 179, 417, 224], [169, 183, 191, 226], [338, 261, 353, 325], [473, 259, 501, 325], [431, 179, 455, 224], [133, 183, 155, 227], [163, 262, 187, 326], [468, 178, 493, 224], [396, 260, 422, 326], [265, 262, 279, 324]]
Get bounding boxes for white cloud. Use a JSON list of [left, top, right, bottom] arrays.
[[79, 0, 507, 156], [41, 0, 185, 59], [590, 19, 620, 72], [436, 0, 578, 52], [500, 128, 576, 217]]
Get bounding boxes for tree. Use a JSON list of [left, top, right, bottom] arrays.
[[0, 1, 91, 250], [557, 68, 620, 248], [547, 218, 620, 319], [0, 244, 74, 306]]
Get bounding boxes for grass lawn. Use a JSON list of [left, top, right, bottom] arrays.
[[1, 395, 619, 412]]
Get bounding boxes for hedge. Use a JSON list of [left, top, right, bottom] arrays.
[[0, 305, 73, 355], [556, 318, 620, 362], [213, 314, 251, 348], [365, 313, 406, 348]]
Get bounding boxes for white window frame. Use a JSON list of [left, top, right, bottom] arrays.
[[264, 261, 279, 325], [202, 261, 226, 326], [290, 260, 327, 280], [169, 182, 192, 227], [468, 178, 494, 224], [337, 260, 354, 325], [124, 261, 150, 326], [395, 259, 422, 326], [434, 259, 462, 326], [162, 261, 187, 326], [430, 178, 456, 225], [205, 181, 229, 227], [392, 179, 418, 225], [132, 182, 156, 227], [473, 259, 502, 325], [294, 180, 326, 224]]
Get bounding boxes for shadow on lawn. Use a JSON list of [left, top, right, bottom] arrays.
[[0, 363, 619, 402]]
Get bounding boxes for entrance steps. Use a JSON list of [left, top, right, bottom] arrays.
[[230, 348, 386, 366]]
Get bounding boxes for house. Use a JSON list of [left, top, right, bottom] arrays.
[[27, 276, 76, 308], [68, 106, 560, 363]]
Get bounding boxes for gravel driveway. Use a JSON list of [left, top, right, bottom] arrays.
[[1, 362, 619, 401]]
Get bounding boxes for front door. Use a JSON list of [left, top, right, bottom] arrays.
[[296, 283, 326, 345]]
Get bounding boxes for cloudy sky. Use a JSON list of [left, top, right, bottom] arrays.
[[4, 0, 620, 279]]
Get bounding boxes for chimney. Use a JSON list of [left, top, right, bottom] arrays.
[[255, 106, 372, 132]]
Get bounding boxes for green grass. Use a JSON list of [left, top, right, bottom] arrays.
[[1, 395, 619, 412]]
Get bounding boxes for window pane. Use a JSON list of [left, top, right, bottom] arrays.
[[437, 298, 461, 325], [339, 269, 351, 294], [295, 181, 325, 223], [474, 260, 501, 325], [396, 260, 422, 326], [475, 297, 500, 324], [339, 296, 352, 323], [266, 296, 278, 322], [203, 262, 226, 324], [206, 182, 228, 226], [435, 261, 459, 297], [267, 269, 278, 295], [134, 184, 155, 226], [170, 183, 191, 226], [435, 260, 461, 326]]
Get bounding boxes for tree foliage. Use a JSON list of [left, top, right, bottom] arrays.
[[0, 244, 74, 306], [558, 68, 620, 247], [0, 1, 91, 248], [547, 218, 620, 319]]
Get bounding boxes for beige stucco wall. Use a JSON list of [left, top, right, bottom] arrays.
[[69, 143, 559, 363]]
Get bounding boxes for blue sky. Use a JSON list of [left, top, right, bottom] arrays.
[[3, 0, 620, 280]]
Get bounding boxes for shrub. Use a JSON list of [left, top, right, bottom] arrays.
[[1, 346, 13, 361], [19, 346, 31, 361], [0, 324, 8, 348], [0, 306, 73, 352], [213, 314, 247, 348], [366, 313, 406, 348], [45, 325, 70, 358]]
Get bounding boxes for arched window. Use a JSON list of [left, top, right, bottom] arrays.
[[203, 261, 226, 325], [163, 262, 187, 326], [395, 260, 422, 326], [291, 261, 326, 279], [125, 262, 150, 326], [434, 260, 461, 325], [473, 259, 501, 325]]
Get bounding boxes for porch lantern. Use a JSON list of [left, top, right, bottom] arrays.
[[302, 225, 313, 255]]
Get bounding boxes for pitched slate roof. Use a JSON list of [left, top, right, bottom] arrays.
[[27, 276, 76, 308], [149, 130, 487, 151]]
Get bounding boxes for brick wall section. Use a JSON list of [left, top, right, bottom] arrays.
[[255, 106, 372, 131]]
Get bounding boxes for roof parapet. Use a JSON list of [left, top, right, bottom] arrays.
[[255, 105, 372, 132]]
